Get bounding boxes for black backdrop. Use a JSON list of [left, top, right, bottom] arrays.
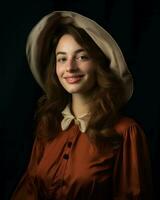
[[1, 0, 160, 199]]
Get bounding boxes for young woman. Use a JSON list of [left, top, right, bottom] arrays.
[[11, 11, 152, 200]]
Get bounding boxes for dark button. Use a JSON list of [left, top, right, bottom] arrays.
[[63, 154, 69, 160], [67, 141, 72, 148]]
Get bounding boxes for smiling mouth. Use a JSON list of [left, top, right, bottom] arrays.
[[64, 75, 84, 84]]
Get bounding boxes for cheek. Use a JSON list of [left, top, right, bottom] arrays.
[[83, 62, 97, 72], [56, 65, 61, 79]]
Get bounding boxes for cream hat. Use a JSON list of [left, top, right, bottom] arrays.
[[26, 10, 133, 102]]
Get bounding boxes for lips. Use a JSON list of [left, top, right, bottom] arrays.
[[64, 75, 84, 84]]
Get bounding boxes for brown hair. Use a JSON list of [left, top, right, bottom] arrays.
[[34, 23, 125, 148]]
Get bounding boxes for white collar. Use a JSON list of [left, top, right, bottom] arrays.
[[61, 105, 90, 133]]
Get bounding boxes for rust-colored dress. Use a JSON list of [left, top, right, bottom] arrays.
[[11, 109, 152, 200]]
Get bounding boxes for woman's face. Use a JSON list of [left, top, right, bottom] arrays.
[[55, 34, 97, 95]]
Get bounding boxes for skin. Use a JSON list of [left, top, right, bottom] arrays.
[[55, 34, 98, 117]]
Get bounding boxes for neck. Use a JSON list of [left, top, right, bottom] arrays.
[[71, 93, 91, 118]]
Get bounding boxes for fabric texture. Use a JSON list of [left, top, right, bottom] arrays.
[[26, 10, 133, 102], [11, 115, 152, 200]]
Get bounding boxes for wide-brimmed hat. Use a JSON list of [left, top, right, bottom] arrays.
[[26, 10, 133, 102]]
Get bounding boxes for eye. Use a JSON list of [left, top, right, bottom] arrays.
[[57, 57, 67, 63], [76, 54, 90, 61]]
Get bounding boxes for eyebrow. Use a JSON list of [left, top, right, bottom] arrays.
[[56, 48, 86, 56]]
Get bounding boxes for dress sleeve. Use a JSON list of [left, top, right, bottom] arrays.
[[113, 123, 153, 200], [11, 136, 44, 200]]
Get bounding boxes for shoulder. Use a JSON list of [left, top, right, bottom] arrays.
[[113, 116, 143, 137], [113, 116, 148, 150]]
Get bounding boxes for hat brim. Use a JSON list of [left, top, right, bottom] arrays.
[[26, 11, 133, 102]]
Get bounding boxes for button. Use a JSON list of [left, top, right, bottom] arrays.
[[68, 141, 72, 148], [63, 154, 69, 160]]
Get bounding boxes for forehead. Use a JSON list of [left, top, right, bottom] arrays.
[[55, 34, 83, 53]]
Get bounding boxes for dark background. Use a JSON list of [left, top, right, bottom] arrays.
[[1, 0, 160, 199]]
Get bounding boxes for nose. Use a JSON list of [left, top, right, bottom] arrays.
[[66, 58, 78, 72]]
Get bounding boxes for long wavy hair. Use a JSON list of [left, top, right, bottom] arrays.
[[34, 23, 126, 148]]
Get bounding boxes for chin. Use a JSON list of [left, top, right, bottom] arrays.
[[62, 85, 82, 93], [66, 87, 85, 94]]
